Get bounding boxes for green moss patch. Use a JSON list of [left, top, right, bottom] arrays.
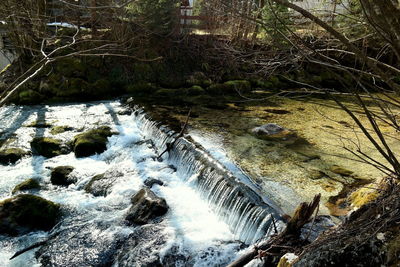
[[73, 126, 116, 157], [0, 194, 61, 236], [30, 137, 67, 158], [12, 179, 41, 194]]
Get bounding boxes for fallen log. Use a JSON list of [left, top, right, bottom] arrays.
[[227, 194, 321, 267]]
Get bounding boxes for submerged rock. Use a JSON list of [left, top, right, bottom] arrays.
[[252, 123, 297, 142], [125, 188, 169, 225], [113, 224, 169, 266], [0, 194, 60, 236], [0, 148, 29, 165], [84, 173, 116, 197], [12, 179, 41, 194], [330, 165, 353, 176], [31, 137, 69, 158], [51, 166, 75, 186], [72, 126, 115, 157], [144, 177, 164, 188]]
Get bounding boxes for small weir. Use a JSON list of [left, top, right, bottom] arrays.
[[0, 100, 285, 266], [132, 106, 285, 244]]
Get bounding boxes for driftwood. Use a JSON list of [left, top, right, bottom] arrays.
[[227, 194, 321, 267], [157, 108, 191, 160]]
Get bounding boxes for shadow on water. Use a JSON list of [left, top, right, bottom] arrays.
[[0, 106, 32, 147], [31, 106, 48, 178]]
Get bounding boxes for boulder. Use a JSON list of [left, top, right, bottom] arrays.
[[125, 188, 168, 225], [72, 126, 116, 157], [51, 166, 75, 186], [31, 137, 69, 158], [0, 194, 60, 236], [84, 173, 116, 197], [0, 148, 29, 165], [144, 178, 164, 188], [252, 123, 297, 142], [12, 179, 41, 194]]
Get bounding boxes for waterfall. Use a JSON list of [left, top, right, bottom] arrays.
[[132, 106, 285, 244]]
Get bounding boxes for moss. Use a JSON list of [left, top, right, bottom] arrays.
[[30, 137, 65, 158], [206, 83, 228, 95], [12, 179, 41, 194], [73, 126, 116, 157], [126, 82, 158, 95], [0, 194, 61, 236], [50, 125, 73, 135], [0, 148, 28, 165], [186, 85, 205, 96], [350, 187, 379, 208], [18, 89, 44, 105], [154, 88, 180, 98]]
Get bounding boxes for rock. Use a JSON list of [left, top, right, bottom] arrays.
[[223, 80, 252, 93], [31, 137, 69, 158], [186, 85, 206, 96], [51, 166, 75, 186], [0, 194, 60, 236], [330, 165, 353, 176], [18, 89, 44, 105], [125, 188, 169, 225], [84, 173, 116, 197], [50, 125, 74, 135], [144, 178, 164, 188], [0, 148, 29, 165], [12, 179, 41, 194], [72, 126, 116, 157], [252, 123, 297, 142], [113, 224, 169, 266]]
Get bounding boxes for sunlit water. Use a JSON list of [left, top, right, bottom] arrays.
[[0, 101, 278, 266]]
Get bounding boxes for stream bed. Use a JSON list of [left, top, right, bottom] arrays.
[[0, 100, 283, 266]]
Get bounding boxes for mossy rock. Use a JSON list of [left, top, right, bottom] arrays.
[[206, 83, 229, 95], [0, 148, 29, 165], [18, 89, 45, 105], [186, 72, 212, 88], [223, 80, 252, 93], [50, 125, 74, 135], [30, 137, 68, 158], [154, 88, 180, 98], [12, 179, 41, 194], [51, 166, 75, 186], [126, 82, 158, 95], [0, 194, 61, 236], [72, 126, 116, 157], [186, 85, 206, 96]]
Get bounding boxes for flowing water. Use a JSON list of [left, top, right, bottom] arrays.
[[0, 100, 284, 266]]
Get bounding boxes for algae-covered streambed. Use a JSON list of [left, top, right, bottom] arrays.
[[148, 94, 400, 217]]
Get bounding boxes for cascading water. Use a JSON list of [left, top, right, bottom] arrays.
[[0, 100, 284, 267], [132, 106, 285, 245]]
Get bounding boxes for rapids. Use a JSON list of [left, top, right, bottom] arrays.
[[0, 100, 283, 266]]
